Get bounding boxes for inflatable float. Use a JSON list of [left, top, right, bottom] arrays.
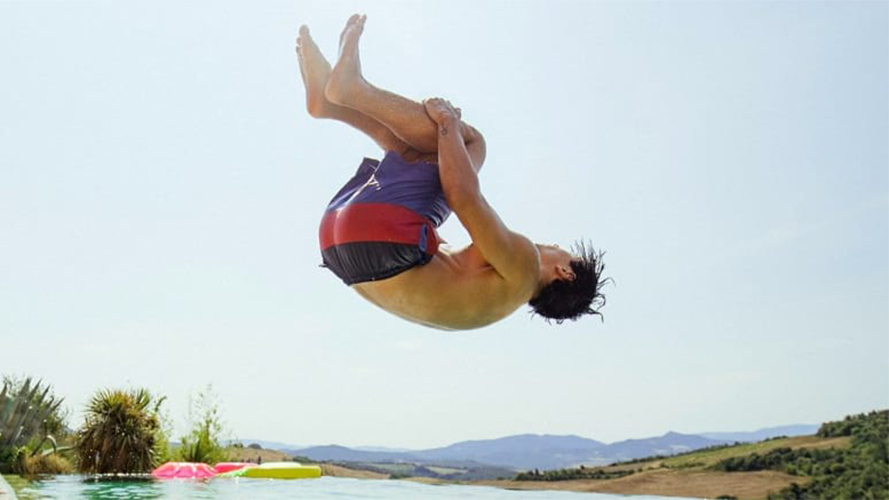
[[151, 462, 217, 478], [218, 461, 322, 479], [213, 462, 255, 474]]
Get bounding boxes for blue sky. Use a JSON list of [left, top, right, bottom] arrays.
[[1, 0, 886, 449]]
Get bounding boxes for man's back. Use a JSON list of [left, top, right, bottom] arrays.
[[352, 243, 539, 330]]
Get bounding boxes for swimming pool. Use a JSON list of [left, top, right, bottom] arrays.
[[5, 475, 695, 500]]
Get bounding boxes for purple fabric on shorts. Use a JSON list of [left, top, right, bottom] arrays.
[[325, 150, 452, 227]]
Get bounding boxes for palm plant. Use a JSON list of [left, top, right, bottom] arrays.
[[76, 388, 165, 474]]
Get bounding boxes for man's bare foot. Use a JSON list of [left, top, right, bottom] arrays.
[[325, 14, 369, 107], [296, 25, 336, 118]]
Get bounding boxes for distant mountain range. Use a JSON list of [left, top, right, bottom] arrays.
[[232, 439, 413, 454], [247, 423, 819, 472], [286, 432, 730, 470]]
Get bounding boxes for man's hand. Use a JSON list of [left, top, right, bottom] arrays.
[[423, 97, 462, 128], [424, 97, 485, 172]]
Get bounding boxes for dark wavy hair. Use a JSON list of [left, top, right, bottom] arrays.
[[529, 241, 611, 324]]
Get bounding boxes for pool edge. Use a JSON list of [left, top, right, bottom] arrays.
[[0, 475, 17, 500]]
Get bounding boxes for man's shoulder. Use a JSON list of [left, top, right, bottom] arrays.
[[441, 240, 538, 304], [502, 231, 541, 289]]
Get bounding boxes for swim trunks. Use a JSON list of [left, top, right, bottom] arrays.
[[319, 150, 452, 285]]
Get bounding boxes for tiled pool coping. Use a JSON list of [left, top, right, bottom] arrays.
[[0, 475, 17, 500]]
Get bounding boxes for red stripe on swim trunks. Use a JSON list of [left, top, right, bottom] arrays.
[[319, 203, 434, 251]]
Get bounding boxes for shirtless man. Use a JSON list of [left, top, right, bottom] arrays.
[[297, 14, 607, 330]]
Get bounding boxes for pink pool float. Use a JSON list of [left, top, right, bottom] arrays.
[[151, 462, 218, 478], [213, 462, 255, 474]]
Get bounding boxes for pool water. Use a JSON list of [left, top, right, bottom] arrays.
[[6, 475, 695, 500]]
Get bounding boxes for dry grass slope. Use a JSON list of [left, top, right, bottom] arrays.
[[319, 463, 388, 479], [658, 436, 852, 469], [225, 447, 292, 464], [476, 469, 806, 500]]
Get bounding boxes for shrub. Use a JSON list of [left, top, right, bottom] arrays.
[[176, 386, 229, 464], [76, 388, 165, 474], [1, 377, 67, 456], [14, 449, 75, 475], [515, 466, 634, 481]]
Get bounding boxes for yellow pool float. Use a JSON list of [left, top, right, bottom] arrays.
[[236, 462, 322, 479]]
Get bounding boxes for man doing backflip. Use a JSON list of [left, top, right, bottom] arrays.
[[297, 15, 608, 330]]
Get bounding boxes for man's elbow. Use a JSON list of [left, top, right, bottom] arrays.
[[463, 124, 485, 144], [463, 126, 487, 170], [474, 128, 486, 147]]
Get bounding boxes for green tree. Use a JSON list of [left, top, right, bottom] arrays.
[[76, 388, 165, 473]]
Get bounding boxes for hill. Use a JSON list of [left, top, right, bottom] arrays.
[[459, 435, 853, 499], [415, 434, 606, 470], [281, 424, 817, 472], [464, 410, 887, 500], [289, 432, 730, 471], [586, 431, 724, 466], [286, 445, 410, 463]]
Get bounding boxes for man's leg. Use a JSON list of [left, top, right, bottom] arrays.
[[325, 15, 451, 155], [296, 25, 414, 156]]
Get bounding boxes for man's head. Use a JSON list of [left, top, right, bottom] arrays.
[[530, 241, 609, 323]]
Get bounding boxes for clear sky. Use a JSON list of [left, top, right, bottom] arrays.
[[1, 0, 886, 450]]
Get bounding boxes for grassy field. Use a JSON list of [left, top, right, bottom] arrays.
[[321, 461, 471, 479], [319, 463, 388, 479], [663, 435, 850, 469], [426, 466, 466, 475], [602, 435, 852, 472], [351, 462, 415, 475], [469, 470, 807, 500]]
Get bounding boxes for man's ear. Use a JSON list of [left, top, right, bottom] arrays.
[[556, 265, 576, 281]]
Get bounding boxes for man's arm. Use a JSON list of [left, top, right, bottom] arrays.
[[461, 123, 487, 172], [425, 99, 537, 288]]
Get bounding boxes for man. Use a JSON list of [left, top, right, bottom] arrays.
[[297, 14, 608, 330]]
